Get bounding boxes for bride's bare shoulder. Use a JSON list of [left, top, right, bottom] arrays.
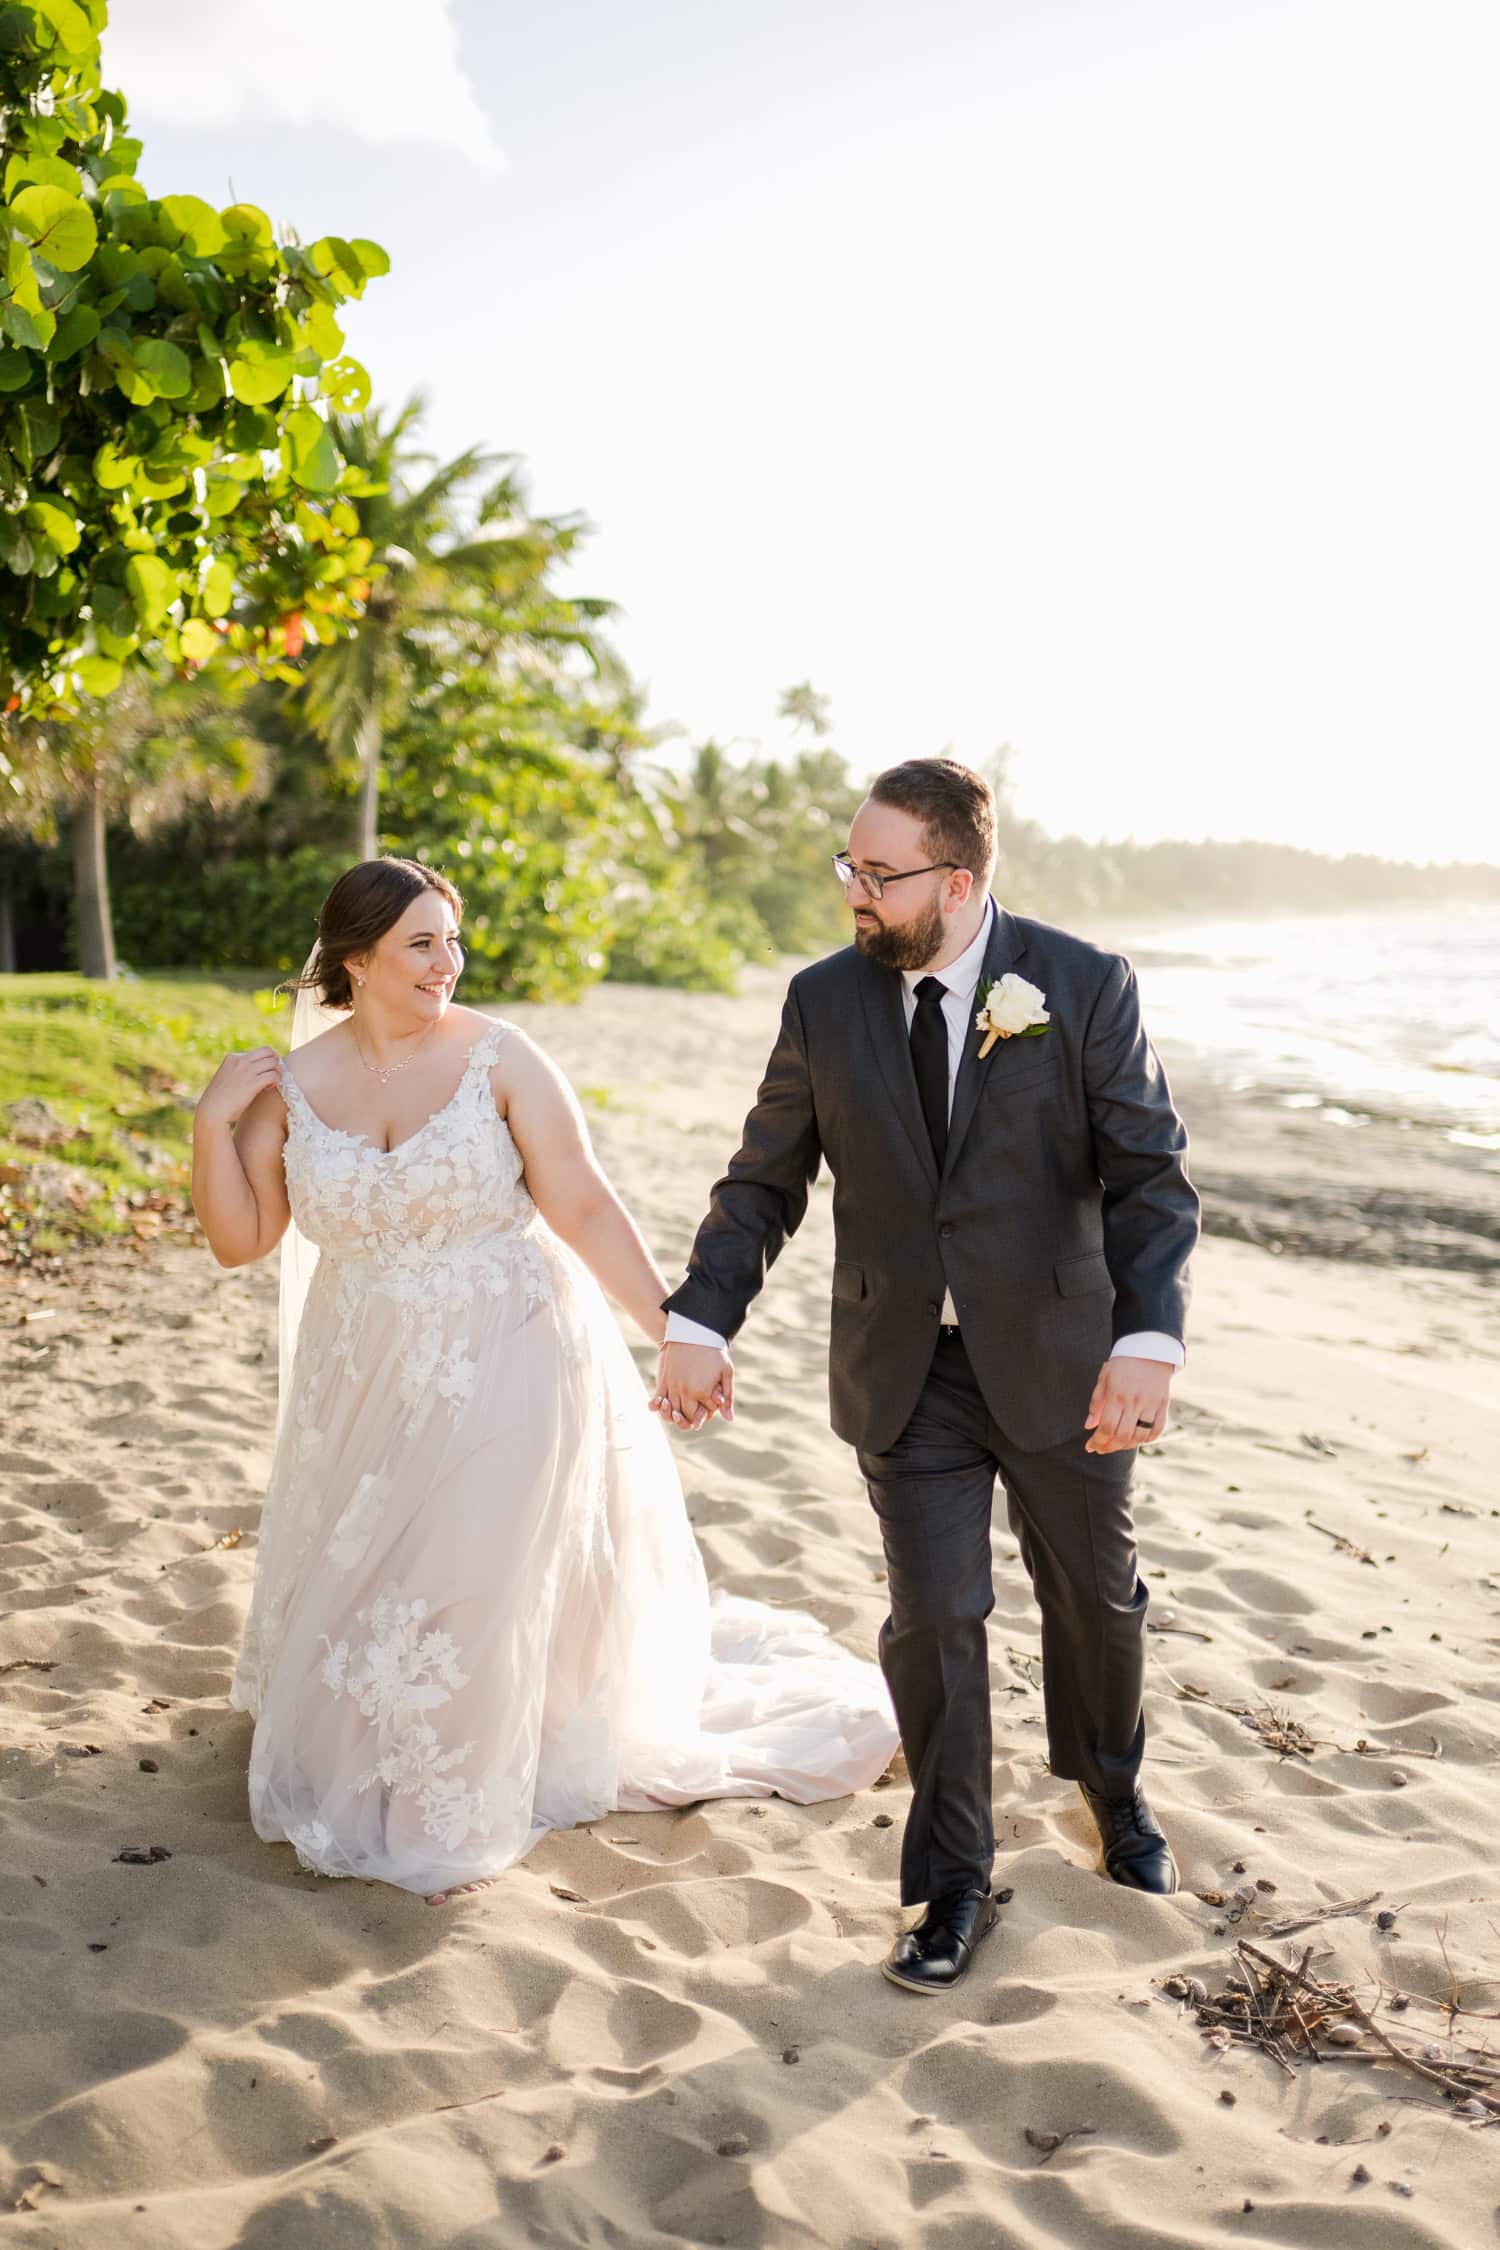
[[282, 1017, 355, 1094]]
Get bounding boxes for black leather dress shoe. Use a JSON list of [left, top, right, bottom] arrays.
[[881, 1885, 998, 1993], [1079, 1782, 1179, 1894]]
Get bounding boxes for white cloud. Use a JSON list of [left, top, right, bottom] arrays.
[[101, 0, 500, 168]]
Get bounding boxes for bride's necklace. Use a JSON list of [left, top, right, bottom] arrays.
[[353, 1015, 440, 1086]]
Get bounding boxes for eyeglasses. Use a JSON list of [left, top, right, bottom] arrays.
[[832, 852, 957, 902]]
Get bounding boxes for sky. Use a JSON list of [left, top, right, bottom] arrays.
[[103, 0, 1499, 864]]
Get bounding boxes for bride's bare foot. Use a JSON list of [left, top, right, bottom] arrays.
[[425, 1876, 500, 1906]]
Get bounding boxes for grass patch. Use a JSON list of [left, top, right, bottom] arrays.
[[0, 971, 292, 1268]]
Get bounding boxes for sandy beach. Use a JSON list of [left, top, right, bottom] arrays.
[[3, 962, 1499, 2247]]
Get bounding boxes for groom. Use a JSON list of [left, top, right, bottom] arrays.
[[651, 758, 1200, 1993]]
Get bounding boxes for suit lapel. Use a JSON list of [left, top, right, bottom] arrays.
[[856, 952, 939, 1192], [942, 903, 1027, 1179]]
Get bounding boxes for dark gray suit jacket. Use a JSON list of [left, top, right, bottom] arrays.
[[664, 904, 1200, 1455]]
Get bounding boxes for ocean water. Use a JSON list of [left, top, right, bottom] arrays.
[[1118, 903, 1500, 1147]]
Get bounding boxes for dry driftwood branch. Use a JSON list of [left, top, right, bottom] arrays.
[[1257, 1895, 1381, 1939]]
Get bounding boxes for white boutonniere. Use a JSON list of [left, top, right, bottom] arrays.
[[975, 972, 1050, 1057]]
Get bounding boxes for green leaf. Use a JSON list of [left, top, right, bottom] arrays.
[[25, 498, 79, 554], [75, 653, 122, 695], [0, 350, 32, 392], [124, 550, 175, 630], [159, 194, 228, 257], [298, 300, 343, 359], [0, 296, 54, 352], [228, 346, 293, 405], [283, 403, 339, 492], [93, 440, 138, 490], [49, 302, 99, 360], [319, 356, 370, 412], [203, 475, 241, 519], [179, 616, 218, 664], [132, 338, 192, 398], [30, 0, 95, 56], [349, 238, 390, 278], [5, 153, 83, 194], [221, 203, 273, 248], [201, 555, 235, 616], [0, 519, 35, 573], [90, 580, 136, 639], [11, 184, 98, 273]]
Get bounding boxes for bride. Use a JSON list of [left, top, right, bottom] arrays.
[[191, 855, 897, 1904]]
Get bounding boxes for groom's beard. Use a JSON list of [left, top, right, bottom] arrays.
[[853, 893, 947, 971]]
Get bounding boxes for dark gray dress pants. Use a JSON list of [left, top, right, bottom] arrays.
[[857, 1327, 1149, 1907]]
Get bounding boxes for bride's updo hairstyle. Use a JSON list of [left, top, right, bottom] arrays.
[[294, 857, 464, 1012]]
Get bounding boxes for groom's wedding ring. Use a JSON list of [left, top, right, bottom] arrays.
[[1134, 1418, 1154, 1429]]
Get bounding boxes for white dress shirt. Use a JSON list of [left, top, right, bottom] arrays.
[[667, 898, 1184, 1368]]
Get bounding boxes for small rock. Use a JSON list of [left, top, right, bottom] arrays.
[[872, 1813, 893, 1829], [138, 1758, 159, 1773], [113, 1845, 171, 1865], [541, 2144, 565, 2163], [994, 1887, 1014, 1905], [1324, 2022, 1364, 2048], [1375, 1910, 1398, 1931], [1376, 2120, 1392, 2136], [1242, 2199, 1254, 2213], [5, 1096, 71, 1146], [716, 2133, 751, 2157], [1455, 2098, 1488, 2119], [1230, 1859, 1246, 1873], [1388, 1994, 1409, 2011], [1350, 2163, 1371, 2185], [1255, 1878, 1276, 1893], [1390, 2182, 1414, 2198], [1390, 1772, 1407, 1788], [1232, 1884, 1257, 1906], [87, 1942, 108, 1953], [1183, 1977, 1209, 2006], [305, 2135, 337, 2155], [1218, 2090, 1236, 2106], [781, 2047, 799, 2065], [1422, 2043, 1444, 2063]]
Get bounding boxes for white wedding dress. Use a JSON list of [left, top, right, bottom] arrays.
[[229, 1016, 898, 1895]]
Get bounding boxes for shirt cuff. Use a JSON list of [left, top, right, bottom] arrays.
[[664, 1312, 730, 1351], [1111, 1331, 1185, 1368]]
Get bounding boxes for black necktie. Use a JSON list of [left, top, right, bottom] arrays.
[[910, 975, 949, 1170]]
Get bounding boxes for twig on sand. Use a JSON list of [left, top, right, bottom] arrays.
[[1306, 1519, 1378, 1566], [1258, 1895, 1381, 1939]]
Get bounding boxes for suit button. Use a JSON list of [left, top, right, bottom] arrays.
[[926, 1301, 940, 1317], [939, 1222, 955, 1238]]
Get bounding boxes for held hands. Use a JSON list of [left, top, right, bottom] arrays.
[[649, 1342, 735, 1433], [1084, 1355, 1172, 1455], [196, 1047, 282, 1130]]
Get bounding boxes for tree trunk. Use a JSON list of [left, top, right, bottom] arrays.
[[0, 857, 15, 975], [356, 708, 382, 860], [71, 781, 117, 980]]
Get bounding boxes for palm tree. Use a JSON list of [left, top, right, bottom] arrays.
[[301, 397, 617, 858], [1, 677, 269, 978]]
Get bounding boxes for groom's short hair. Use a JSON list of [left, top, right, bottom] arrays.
[[869, 759, 997, 884]]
